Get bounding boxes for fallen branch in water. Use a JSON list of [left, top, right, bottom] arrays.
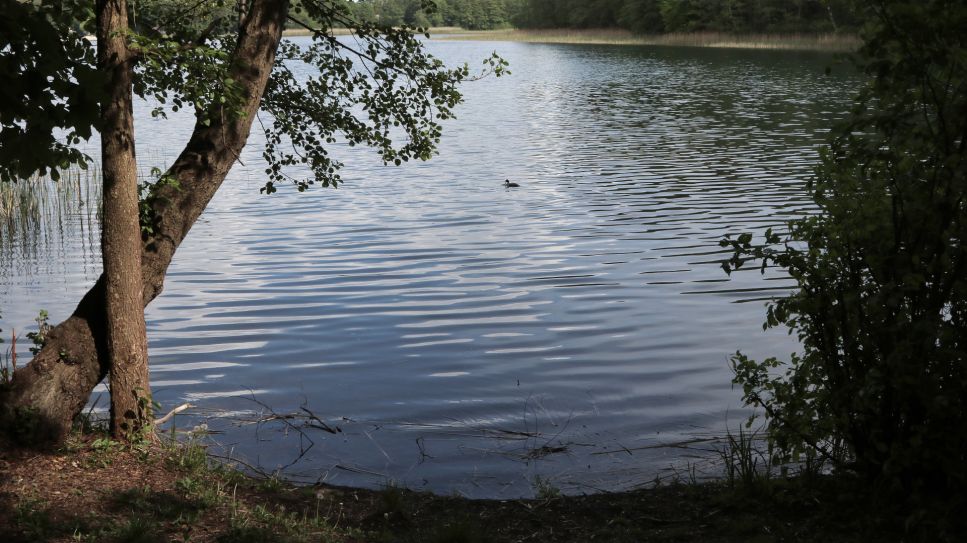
[[154, 403, 192, 426]]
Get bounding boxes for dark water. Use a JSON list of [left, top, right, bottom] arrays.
[[0, 38, 859, 497]]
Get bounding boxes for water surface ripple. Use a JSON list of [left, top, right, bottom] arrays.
[[0, 39, 860, 497]]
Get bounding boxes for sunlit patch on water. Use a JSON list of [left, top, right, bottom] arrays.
[[0, 39, 860, 497]]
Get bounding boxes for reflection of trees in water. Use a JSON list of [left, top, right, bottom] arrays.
[[0, 167, 101, 279]]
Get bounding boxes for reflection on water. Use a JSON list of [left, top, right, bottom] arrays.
[[0, 170, 101, 292], [0, 39, 860, 497]]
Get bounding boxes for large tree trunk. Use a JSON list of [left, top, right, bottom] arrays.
[[0, 0, 290, 445], [96, 0, 152, 439]]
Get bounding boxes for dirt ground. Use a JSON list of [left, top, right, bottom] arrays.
[[0, 433, 943, 542]]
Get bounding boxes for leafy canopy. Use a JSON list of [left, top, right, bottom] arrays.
[[0, 0, 101, 182], [262, 0, 506, 193], [0, 0, 508, 194]]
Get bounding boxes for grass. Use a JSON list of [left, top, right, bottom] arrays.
[[438, 28, 861, 52], [531, 474, 562, 500], [2, 424, 958, 543], [719, 424, 773, 490]]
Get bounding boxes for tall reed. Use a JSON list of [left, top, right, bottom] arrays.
[[0, 166, 103, 271]]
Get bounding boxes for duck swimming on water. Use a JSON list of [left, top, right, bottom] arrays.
[[504, 179, 520, 188]]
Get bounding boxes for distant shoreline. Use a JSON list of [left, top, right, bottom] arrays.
[[282, 27, 355, 36], [267, 28, 861, 53], [281, 26, 467, 37], [437, 28, 860, 52], [84, 27, 857, 53]]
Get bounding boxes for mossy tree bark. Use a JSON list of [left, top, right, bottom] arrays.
[[0, 0, 290, 444]]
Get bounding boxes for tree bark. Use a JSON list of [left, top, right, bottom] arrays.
[[96, 0, 152, 439], [0, 0, 290, 445]]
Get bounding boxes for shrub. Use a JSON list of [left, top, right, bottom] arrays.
[[723, 0, 967, 501]]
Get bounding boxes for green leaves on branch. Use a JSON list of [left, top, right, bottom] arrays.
[[128, 0, 237, 41], [260, 0, 508, 193], [138, 167, 181, 236], [130, 31, 245, 126], [126, 2, 247, 125], [25, 310, 51, 356], [0, 1, 243, 182], [719, 228, 782, 278], [3, 1, 505, 198], [722, 0, 967, 502], [0, 0, 101, 182]]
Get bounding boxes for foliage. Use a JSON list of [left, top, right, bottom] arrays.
[[1, 0, 506, 444], [2, 1, 505, 195], [513, 0, 860, 34], [338, 0, 863, 36], [138, 168, 180, 235], [129, 0, 238, 38], [344, 0, 523, 30], [722, 0, 967, 502], [0, 0, 102, 182], [25, 310, 51, 355], [717, 424, 774, 490], [0, 0, 240, 182], [266, 1, 507, 193], [531, 474, 561, 499]]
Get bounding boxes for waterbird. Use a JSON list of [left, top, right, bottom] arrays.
[[504, 179, 520, 188]]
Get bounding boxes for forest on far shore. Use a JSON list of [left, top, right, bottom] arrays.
[[335, 0, 861, 33]]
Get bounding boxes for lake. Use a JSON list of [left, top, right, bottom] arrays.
[[0, 37, 860, 498]]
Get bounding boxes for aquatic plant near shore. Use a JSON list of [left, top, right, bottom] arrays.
[[0, 166, 102, 267]]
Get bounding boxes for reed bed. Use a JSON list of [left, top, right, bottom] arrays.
[[0, 166, 103, 264], [439, 28, 861, 52]]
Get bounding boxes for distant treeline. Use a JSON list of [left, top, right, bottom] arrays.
[[341, 0, 519, 30], [513, 0, 859, 33], [339, 0, 861, 33]]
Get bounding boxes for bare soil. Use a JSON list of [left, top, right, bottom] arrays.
[[0, 434, 937, 542]]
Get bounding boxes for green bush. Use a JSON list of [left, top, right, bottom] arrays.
[[723, 0, 967, 501]]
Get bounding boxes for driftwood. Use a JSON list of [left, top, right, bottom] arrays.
[[153, 402, 192, 426]]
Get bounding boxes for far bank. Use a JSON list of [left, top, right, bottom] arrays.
[[435, 28, 859, 52], [282, 27, 860, 52]]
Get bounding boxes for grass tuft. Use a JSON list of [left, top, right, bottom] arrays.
[[718, 424, 773, 492], [532, 474, 561, 500], [109, 517, 166, 543]]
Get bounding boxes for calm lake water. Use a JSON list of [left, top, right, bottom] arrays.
[[0, 38, 860, 497]]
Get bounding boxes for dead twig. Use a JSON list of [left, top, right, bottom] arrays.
[[154, 402, 193, 426]]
